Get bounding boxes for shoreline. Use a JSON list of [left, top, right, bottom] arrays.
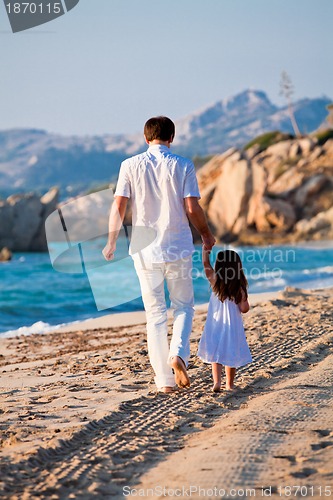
[[55, 290, 281, 334], [0, 290, 292, 338], [0, 286, 329, 338]]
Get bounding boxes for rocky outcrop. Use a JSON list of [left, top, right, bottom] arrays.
[[0, 247, 12, 261], [197, 137, 333, 244], [208, 152, 252, 237], [0, 188, 59, 251], [295, 206, 333, 240]]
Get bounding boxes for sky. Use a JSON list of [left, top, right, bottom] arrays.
[[0, 0, 332, 136]]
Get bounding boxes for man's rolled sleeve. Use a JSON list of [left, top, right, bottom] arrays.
[[183, 161, 200, 199], [114, 161, 131, 198]]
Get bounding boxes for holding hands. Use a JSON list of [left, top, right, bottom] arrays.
[[202, 232, 216, 252]]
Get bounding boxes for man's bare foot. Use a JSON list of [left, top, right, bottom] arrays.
[[171, 356, 190, 388], [213, 383, 221, 393], [158, 386, 175, 394]]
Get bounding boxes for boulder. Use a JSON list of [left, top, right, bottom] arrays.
[[0, 188, 59, 252], [265, 140, 291, 160], [247, 161, 268, 227], [208, 157, 252, 236], [264, 198, 296, 230], [260, 142, 293, 184], [268, 167, 305, 196], [295, 206, 333, 236], [196, 148, 236, 192], [250, 196, 296, 232], [266, 162, 288, 186], [289, 142, 301, 158], [252, 160, 268, 195], [0, 247, 12, 261], [30, 187, 59, 251], [308, 146, 323, 162], [0, 203, 15, 248], [297, 158, 309, 168], [199, 182, 218, 212], [9, 194, 44, 250], [247, 193, 261, 228], [58, 189, 112, 243], [294, 174, 327, 207], [323, 139, 333, 154], [297, 137, 316, 155]]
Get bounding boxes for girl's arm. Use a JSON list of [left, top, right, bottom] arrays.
[[202, 246, 216, 286], [238, 288, 250, 314]]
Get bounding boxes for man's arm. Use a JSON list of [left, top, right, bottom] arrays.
[[102, 196, 128, 261], [184, 197, 216, 250]]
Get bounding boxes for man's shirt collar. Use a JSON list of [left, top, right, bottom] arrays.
[[147, 144, 170, 153]]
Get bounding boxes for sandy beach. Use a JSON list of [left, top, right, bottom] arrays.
[[0, 287, 332, 499]]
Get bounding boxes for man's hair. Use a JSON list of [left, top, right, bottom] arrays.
[[144, 116, 175, 142]]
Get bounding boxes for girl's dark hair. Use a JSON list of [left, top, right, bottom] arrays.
[[213, 250, 248, 304]]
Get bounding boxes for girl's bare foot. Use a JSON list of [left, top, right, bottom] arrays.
[[213, 383, 221, 393], [225, 384, 235, 391]]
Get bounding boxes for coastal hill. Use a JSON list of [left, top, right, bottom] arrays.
[[0, 90, 331, 196], [196, 132, 333, 245]]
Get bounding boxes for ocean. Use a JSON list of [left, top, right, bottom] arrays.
[[0, 240, 332, 338]]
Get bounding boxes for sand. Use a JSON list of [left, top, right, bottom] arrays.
[[0, 287, 332, 499]]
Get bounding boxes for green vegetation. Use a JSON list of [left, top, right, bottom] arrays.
[[243, 131, 294, 153], [313, 128, 333, 146], [326, 103, 333, 128]]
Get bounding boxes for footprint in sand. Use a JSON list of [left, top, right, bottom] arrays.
[[311, 440, 333, 450], [312, 429, 331, 437], [291, 467, 317, 478]]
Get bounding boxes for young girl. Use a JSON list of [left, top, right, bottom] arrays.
[[198, 247, 252, 392]]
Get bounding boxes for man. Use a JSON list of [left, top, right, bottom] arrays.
[[103, 116, 215, 393]]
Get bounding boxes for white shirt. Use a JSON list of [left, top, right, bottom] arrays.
[[115, 144, 200, 263]]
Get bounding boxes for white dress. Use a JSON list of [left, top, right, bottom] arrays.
[[198, 292, 252, 368]]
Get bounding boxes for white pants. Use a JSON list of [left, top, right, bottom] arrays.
[[134, 256, 194, 388]]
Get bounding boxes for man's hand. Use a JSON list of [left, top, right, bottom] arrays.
[[102, 241, 116, 261], [202, 232, 216, 251]]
